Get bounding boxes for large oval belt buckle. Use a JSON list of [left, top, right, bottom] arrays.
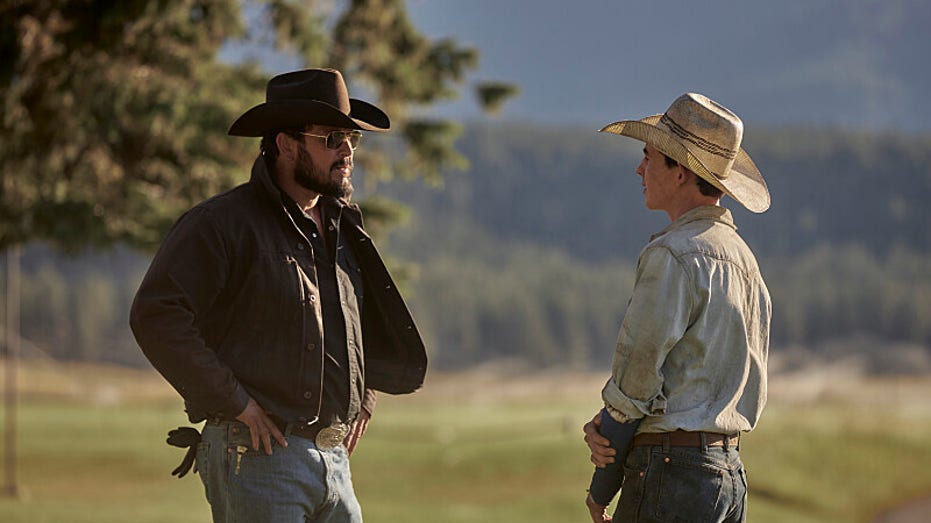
[[315, 422, 350, 450]]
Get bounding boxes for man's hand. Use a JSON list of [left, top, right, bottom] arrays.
[[235, 397, 288, 455], [583, 410, 616, 468], [343, 409, 371, 456], [585, 492, 612, 522]]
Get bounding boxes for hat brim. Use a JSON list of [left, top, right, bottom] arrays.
[[600, 115, 770, 213], [228, 98, 390, 137]]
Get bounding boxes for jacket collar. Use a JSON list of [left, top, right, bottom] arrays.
[[250, 154, 286, 208], [650, 205, 736, 242]]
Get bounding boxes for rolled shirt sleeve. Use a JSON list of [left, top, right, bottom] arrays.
[[602, 246, 694, 421]]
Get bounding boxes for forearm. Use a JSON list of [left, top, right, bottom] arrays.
[[588, 407, 641, 506]]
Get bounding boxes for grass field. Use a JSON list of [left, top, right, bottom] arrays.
[[1, 359, 930, 522]]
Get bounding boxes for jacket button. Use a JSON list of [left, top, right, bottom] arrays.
[[306, 343, 316, 351], [303, 391, 313, 400], [309, 295, 316, 302], [297, 243, 305, 250]]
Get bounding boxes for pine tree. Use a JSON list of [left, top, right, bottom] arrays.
[[0, 0, 517, 251]]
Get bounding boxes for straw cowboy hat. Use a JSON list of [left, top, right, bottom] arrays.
[[229, 68, 390, 137], [600, 93, 770, 213]]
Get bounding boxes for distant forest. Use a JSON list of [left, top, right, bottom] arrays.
[[5, 123, 931, 370]]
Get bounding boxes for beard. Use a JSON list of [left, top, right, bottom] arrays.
[[293, 146, 354, 199]]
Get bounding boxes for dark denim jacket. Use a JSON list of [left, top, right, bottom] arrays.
[[130, 155, 427, 423]]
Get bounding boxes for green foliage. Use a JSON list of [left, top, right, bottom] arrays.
[[1, 0, 260, 251], [331, 0, 478, 107], [475, 81, 520, 115], [406, 247, 633, 369], [354, 194, 410, 240], [765, 244, 931, 346], [400, 119, 468, 181], [1, 0, 516, 252], [262, 0, 329, 65], [329, 0, 481, 184]]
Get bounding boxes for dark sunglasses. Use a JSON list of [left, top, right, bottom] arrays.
[[297, 130, 363, 150]]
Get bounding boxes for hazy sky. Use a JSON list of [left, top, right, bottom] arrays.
[[405, 0, 931, 131]]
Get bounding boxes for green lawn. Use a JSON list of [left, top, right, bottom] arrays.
[[0, 367, 929, 522]]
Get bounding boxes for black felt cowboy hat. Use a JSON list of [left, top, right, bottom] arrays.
[[228, 68, 390, 136]]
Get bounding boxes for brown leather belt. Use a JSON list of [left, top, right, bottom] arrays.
[[632, 430, 739, 448]]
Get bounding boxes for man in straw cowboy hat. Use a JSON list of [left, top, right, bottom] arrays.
[[131, 68, 426, 522], [581, 93, 771, 522]]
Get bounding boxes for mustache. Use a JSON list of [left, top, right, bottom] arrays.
[[333, 158, 353, 169]]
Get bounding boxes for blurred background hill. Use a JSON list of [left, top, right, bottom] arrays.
[[11, 121, 931, 372]]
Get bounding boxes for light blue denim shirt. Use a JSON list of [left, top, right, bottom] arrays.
[[602, 205, 771, 434]]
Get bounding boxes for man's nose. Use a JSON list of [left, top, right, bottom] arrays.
[[336, 136, 353, 152]]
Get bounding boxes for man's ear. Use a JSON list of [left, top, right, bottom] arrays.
[[275, 132, 296, 161], [675, 164, 693, 187]]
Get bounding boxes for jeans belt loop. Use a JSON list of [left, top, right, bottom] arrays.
[[699, 431, 708, 451], [662, 432, 670, 453]]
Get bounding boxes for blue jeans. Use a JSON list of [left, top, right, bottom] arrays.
[[196, 421, 362, 523], [615, 444, 747, 522]]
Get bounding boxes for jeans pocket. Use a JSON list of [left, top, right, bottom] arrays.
[[615, 448, 650, 521], [645, 453, 726, 522]]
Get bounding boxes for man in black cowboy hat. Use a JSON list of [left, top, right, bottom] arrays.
[[130, 68, 426, 522], [581, 93, 771, 522]]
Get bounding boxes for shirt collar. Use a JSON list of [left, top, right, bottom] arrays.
[[650, 205, 736, 242]]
